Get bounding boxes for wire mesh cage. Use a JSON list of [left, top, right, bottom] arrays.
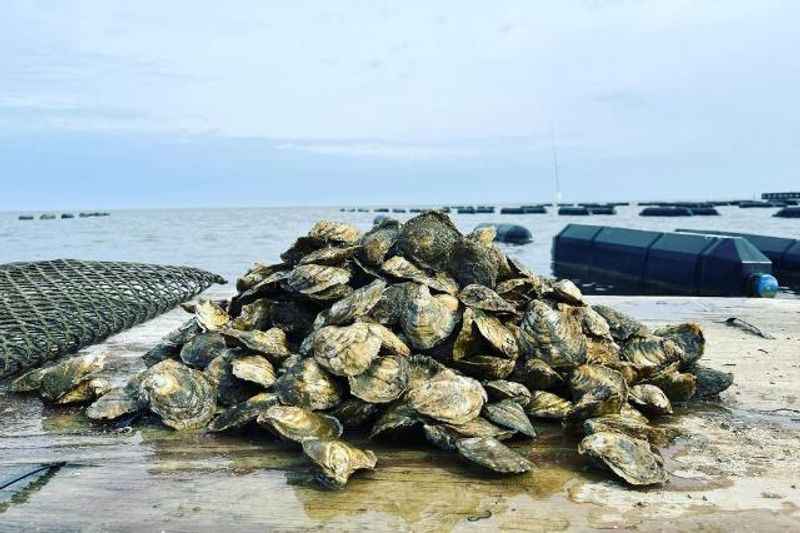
[[0, 259, 225, 379]]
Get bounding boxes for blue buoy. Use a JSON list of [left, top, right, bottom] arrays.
[[475, 223, 533, 245], [553, 224, 777, 297]]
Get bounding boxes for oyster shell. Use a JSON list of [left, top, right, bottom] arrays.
[[326, 398, 381, 429], [484, 380, 532, 406], [258, 405, 343, 443], [653, 323, 705, 369], [236, 262, 289, 292], [302, 438, 377, 489], [592, 305, 649, 342], [690, 365, 733, 398], [308, 220, 362, 245], [458, 284, 517, 314], [205, 353, 260, 406], [405, 370, 487, 425], [583, 414, 678, 447], [369, 282, 410, 326], [381, 255, 458, 295], [483, 399, 537, 438], [139, 359, 216, 431], [313, 323, 382, 377], [299, 245, 359, 266], [348, 356, 410, 404], [517, 301, 587, 370], [359, 218, 401, 266], [364, 322, 411, 356], [57, 377, 111, 405], [397, 211, 461, 272], [369, 402, 421, 438], [231, 355, 277, 388], [399, 284, 460, 350], [551, 279, 585, 306], [578, 431, 668, 486], [314, 279, 386, 328], [628, 384, 673, 415], [525, 391, 574, 419], [453, 355, 516, 380], [511, 357, 563, 390], [86, 385, 145, 421], [569, 364, 628, 419], [207, 392, 279, 432], [179, 332, 229, 369], [473, 310, 518, 358], [39, 354, 107, 403], [275, 358, 344, 410], [221, 327, 291, 362], [195, 300, 230, 332], [450, 235, 499, 288], [455, 437, 534, 474], [282, 264, 351, 296], [642, 363, 696, 402], [620, 335, 683, 377], [10, 367, 46, 392]]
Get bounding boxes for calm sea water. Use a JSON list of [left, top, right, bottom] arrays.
[[2, 205, 798, 298]]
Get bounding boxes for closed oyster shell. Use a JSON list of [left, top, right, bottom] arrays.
[[195, 300, 230, 332], [458, 284, 517, 314], [315, 279, 386, 328], [180, 332, 229, 369], [360, 218, 401, 266], [473, 310, 518, 358], [592, 305, 649, 342], [221, 327, 291, 362], [258, 405, 343, 443], [483, 399, 536, 438], [208, 392, 279, 432], [381, 256, 458, 295], [406, 371, 487, 425], [369, 402, 421, 438], [453, 355, 516, 380], [313, 323, 382, 377], [628, 384, 673, 415], [236, 262, 290, 292], [450, 235, 500, 288], [326, 398, 381, 429], [517, 301, 587, 370], [348, 356, 410, 404], [231, 355, 277, 389], [299, 246, 359, 266], [139, 359, 216, 431], [57, 377, 111, 405], [511, 357, 563, 390], [205, 353, 259, 407], [691, 365, 734, 398], [308, 220, 362, 245], [525, 391, 574, 420], [10, 367, 46, 392], [276, 358, 344, 410], [569, 364, 628, 419], [642, 363, 697, 402], [400, 284, 460, 351], [398, 211, 461, 272], [369, 282, 411, 326], [302, 438, 377, 489], [578, 431, 668, 486], [551, 279, 585, 306], [620, 335, 684, 377], [484, 380, 532, 406], [283, 264, 351, 296], [40, 354, 107, 403], [583, 415, 678, 447], [653, 323, 705, 369], [364, 322, 411, 356], [455, 437, 534, 474], [86, 386, 145, 421]]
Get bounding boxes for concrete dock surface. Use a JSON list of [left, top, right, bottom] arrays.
[[1, 295, 799, 532]]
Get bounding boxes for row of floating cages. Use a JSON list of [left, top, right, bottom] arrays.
[[19, 212, 110, 220]]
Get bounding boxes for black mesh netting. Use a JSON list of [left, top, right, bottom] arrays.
[[0, 259, 226, 379]]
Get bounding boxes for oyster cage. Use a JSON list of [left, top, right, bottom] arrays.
[[0, 259, 225, 379]]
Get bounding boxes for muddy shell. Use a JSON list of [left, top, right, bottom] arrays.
[[628, 384, 673, 415], [299, 245, 359, 266], [483, 399, 537, 438], [57, 377, 112, 405], [302, 438, 377, 489], [525, 391, 574, 420], [348, 356, 410, 404], [455, 437, 534, 474], [620, 335, 684, 377], [578, 431, 668, 486], [139, 359, 217, 431], [282, 264, 352, 296], [453, 355, 516, 381], [511, 357, 564, 391], [405, 371, 487, 425], [275, 358, 344, 410], [690, 365, 734, 398], [86, 385, 145, 421], [259, 405, 344, 443], [312, 323, 382, 377], [473, 310, 518, 358], [643, 363, 697, 402], [326, 398, 381, 429], [221, 327, 292, 362], [207, 392, 280, 432]]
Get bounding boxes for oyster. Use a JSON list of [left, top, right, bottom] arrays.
[[57, 378, 111, 405], [139, 359, 216, 430], [327, 398, 381, 429], [365, 322, 411, 356], [583, 414, 678, 447], [236, 262, 290, 292], [453, 355, 516, 380], [208, 392, 279, 432], [653, 323, 705, 369], [450, 235, 499, 288], [281, 236, 325, 265], [517, 301, 587, 370], [302, 438, 377, 489], [525, 391, 574, 420], [39, 354, 107, 403], [569, 364, 628, 419], [643, 363, 697, 402], [258, 405, 343, 443], [551, 279, 585, 306], [483, 399, 537, 438], [195, 300, 230, 332], [473, 310, 518, 358], [86, 385, 145, 421], [442, 417, 516, 440], [592, 305, 649, 342], [381, 255, 458, 295], [359, 218, 400, 266], [179, 332, 229, 368], [578, 431, 668, 486], [691, 365, 734, 398], [455, 437, 534, 474], [620, 335, 683, 377], [282, 264, 351, 296], [399, 284, 460, 350], [484, 380, 532, 406], [348, 356, 410, 404], [205, 353, 259, 406], [221, 327, 291, 362], [628, 384, 673, 415], [142, 319, 202, 367], [512, 357, 564, 390], [406, 370, 487, 425], [230, 299, 272, 331], [397, 211, 461, 272], [369, 282, 410, 326], [315, 279, 386, 328], [231, 355, 277, 389], [370, 402, 421, 438], [299, 246, 359, 266], [458, 284, 517, 314], [405, 355, 449, 390], [10, 367, 46, 392], [308, 220, 362, 246], [275, 358, 344, 410], [313, 323, 382, 377]]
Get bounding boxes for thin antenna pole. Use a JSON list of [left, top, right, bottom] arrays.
[[551, 125, 561, 211]]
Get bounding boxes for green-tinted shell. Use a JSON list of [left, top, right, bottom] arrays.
[[205, 353, 260, 406], [299, 245, 359, 266], [207, 392, 279, 432], [442, 416, 516, 441], [275, 358, 344, 410], [399, 284, 460, 351], [381, 256, 458, 295], [483, 399, 536, 438], [525, 391, 574, 420], [10, 367, 46, 392], [405, 370, 487, 425], [578, 431, 668, 486], [302, 438, 377, 489], [642, 362, 697, 402], [689, 365, 733, 398], [258, 405, 343, 443], [583, 414, 678, 447], [179, 332, 229, 369], [86, 386, 145, 421], [449, 235, 500, 288], [653, 323, 705, 369], [221, 327, 291, 362], [326, 398, 381, 429], [139, 359, 216, 431], [517, 301, 587, 370], [312, 323, 382, 377], [57, 377, 111, 405], [369, 402, 421, 439], [308, 220, 362, 245], [628, 384, 673, 415], [236, 262, 289, 292], [231, 355, 277, 389], [455, 437, 534, 474], [397, 211, 461, 272], [453, 355, 516, 380], [512, 357, 564, 390], [40, 354, 106, 403], [348, 356, 410, 404], [458, 284, 517, 314]]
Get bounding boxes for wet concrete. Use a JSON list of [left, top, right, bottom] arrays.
[[1, 296, 799, 531]]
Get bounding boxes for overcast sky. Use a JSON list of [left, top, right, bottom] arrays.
[[2, 1, 798, 209]]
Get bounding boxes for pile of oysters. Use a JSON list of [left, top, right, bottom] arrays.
[[10, 212, 733, 489]]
